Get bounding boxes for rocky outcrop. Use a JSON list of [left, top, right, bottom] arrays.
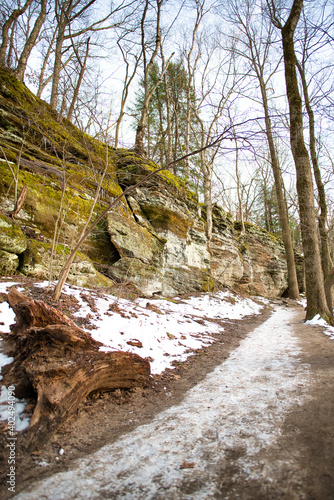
[[0, 155, 293, 298], [103, 160, 291, 298], [0, 67, 298, 298]]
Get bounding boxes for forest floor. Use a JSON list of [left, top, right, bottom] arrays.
[[1, 290, 334, 499]]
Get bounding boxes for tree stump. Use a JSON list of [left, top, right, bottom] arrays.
[[1, 289, 150, 451]]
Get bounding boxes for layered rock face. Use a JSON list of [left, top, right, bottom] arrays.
[[0, 67, 295, 298], [0, 157, 291, 298], [103, 161, 290, 298]]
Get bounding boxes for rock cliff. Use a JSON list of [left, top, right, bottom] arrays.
[[0, 67, 301, 298]]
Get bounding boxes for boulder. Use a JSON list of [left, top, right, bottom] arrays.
[[107, 211, 165, 265], [108, 257, 164, 296]]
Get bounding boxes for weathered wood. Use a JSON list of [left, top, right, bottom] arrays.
[[11, 185, 28, 219], [2, 289, 150, 451]]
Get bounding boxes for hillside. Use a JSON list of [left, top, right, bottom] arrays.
[[0, 67, 303, 298]]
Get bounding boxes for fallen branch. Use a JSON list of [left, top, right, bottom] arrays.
[[2, 289, 150, 451]]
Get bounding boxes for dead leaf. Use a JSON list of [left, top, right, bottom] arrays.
[[180, 461, 195, 469], [127, 339, 143, 348]]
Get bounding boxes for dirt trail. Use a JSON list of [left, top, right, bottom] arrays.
[[8, 303, 334, 500]]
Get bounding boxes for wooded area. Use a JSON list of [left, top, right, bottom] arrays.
[[0, 0, 333, 321]]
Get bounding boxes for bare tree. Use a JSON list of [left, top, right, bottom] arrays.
[[267, 0, 332, 320], [114, 36, 142, 147], [49, 0, 131, 111], [0, 0, 34, 67], [191, 36, 240, 241], [182, 0, 207, 186], [295, 7, 333, 280], [134, 0, 174, 155], [231, 118, 245, 234], [14, 0, 48, 81], [225, 0, 299, 299], [66, 34, 91, 121]]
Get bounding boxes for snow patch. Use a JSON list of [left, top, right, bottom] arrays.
[[306, 314, 334, 341], [35, 282, 264, 374]]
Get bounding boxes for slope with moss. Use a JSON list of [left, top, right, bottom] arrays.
[[0, 68, 297, 297]]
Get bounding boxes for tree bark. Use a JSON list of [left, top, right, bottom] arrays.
[[161, 48, 172, 165], [296, 59, 333, 280], [259, 78, 299, 299], [0, 0, 33, 67], [50, 26, 66, 111], [67, 37, 90, 122], [2, 289, 150, 451], [280, 0, 331, 319], [14, 0, 47, 81], [114, 44, 141, 147], [325, 267, 334, 316], [11, 185, 28, 219]]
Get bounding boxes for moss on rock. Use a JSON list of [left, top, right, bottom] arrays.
[[0, 213, 27, 254], [0, 249, 19, 275]]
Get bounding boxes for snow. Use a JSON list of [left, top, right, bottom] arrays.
[[0, 280, 264, 432], [34, 282, 265, 374], [15, 306, 312, 500], [306, 314, 334, 340]]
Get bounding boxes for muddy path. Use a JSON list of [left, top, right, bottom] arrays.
[[3, 302, 334, 499]]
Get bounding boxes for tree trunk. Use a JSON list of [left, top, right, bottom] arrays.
[[37, 30, 57, 98], [280, 0, 331, 319], [14, 0, 47, 82], [114, 48, 141, 148], [296, 60, 333, 279], [67, 37, 90, 122], [202, 159, 213, 241], [259, 78, 299, 299], [0, 0, 33, 67], [325, 267, 334, 316], [233, 126, 245, 236], [11, 185, 28, 219], [2, 289, 150, 451], [134, 0, 162, 155], [50, 19, 67, 111], [161, 49, 172, 165]]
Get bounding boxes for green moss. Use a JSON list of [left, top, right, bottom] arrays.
[[116, 151, 198, 204], [140, 203, 191, 239], [201, 276, 216, 292], [0, 213, 27, 254], [0, 249, 19, 275], [234, 221, 283, 247], [0, 67, 120, 189], [238, 242, 249, 255]]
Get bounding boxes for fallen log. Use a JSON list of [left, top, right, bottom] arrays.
[[2, 289, 150, 451]]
